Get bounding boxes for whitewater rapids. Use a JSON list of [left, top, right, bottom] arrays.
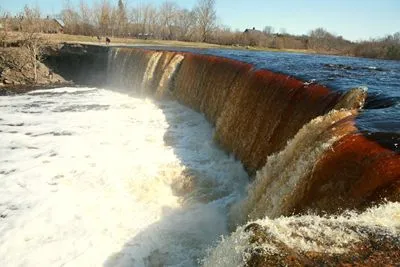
[[1, 87, 399, 267], [0, 87, 248, 266]]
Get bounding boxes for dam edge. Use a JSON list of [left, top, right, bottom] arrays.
[[41, 43, 400, 217]]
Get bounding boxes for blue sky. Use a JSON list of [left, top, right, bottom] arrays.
[[1, 0, 399, 41]]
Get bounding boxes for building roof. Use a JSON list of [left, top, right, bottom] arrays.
[[53, 19, 65, 28], [244, 27, 262, 34]]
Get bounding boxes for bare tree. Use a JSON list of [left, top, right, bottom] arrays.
[[308, 27, 335, 51], [129, 3, 157, 37], [175, 8, 197, 41], [353, 31, 400, 60], [129, 5, 142, 36], [21, 33, 47, 82], [393, 32, 400, 43], [263, 26, 274, 36], [110, 6, 119, 36], [0, 7, 10, 47], [61, 1, 80, 34], [21, 4, 42, 33], [194, 0, 216, 42], [212, 25, 237, 45], [146, 5, 158, 37], [96, 0, 112, 36], [159, 1, 179, 39], [18, 5, 48, 83], [117, 0, 128, 36], [279, 27, 287, 35], [79, 0, 96, 36]]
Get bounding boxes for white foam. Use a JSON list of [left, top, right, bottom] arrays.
[[0, 87, 248, 267], [156, 54, 184, 98], [141, 52, 163, 92], [233, 110, 354, 222], [204, 202, 400, 266]]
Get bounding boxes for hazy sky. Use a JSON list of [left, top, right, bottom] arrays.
[[1, 0, 399, 41]]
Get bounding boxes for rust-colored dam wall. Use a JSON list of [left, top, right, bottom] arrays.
[[295, 132, 400, 213], [107, 47, 399, 218]]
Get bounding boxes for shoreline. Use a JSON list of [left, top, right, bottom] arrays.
[[0, 82, 75, 96], [46, 33, 399, 61], [0, 36, 396, 96]]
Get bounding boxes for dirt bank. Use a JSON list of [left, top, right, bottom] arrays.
[[0, 45, 71, 95]]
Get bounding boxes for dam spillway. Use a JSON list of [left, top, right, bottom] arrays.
[[106, 47, 399, 216], [105, 46, 399, 265], [1, 45, 399, 266]]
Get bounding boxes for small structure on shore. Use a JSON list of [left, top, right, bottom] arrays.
[[244, 27, 262, 34], [0, 16, 64, 34]]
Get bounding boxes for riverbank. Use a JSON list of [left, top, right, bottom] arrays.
[[0, 32, 225, 95], [43, 32, 317, 54], [1, 37, 399, 266], [0, 45, 71, 95], [0, 32, 319, 96]]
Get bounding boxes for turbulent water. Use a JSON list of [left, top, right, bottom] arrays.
[[1, 47, 399, 266], [1, 86, 398, 266], [204, 202, 400, 266], [138, 46, 400, 151], [0, 87, 248, 266]]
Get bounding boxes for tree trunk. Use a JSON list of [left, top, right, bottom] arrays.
[[33, 50, 37, 83]]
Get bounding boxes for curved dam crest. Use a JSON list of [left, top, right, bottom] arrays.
[[105, 46, 399, 219], [2, 45, 399, 266]]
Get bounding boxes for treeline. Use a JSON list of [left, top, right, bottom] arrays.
[[0, 6, 60, 35], [1, 1, 399, 60], [353, 33, 400, 60], [57, 0, 354, 53], [61, 0, 217, 42]]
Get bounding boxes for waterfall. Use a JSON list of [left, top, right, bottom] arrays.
[[231, 110, 357, 223], [141, 51, 163, 94], [155, 54, 184, 98], [106, 46, 399, 219], [2, 44, 397, 266]]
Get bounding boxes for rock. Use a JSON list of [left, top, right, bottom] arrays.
[[3, 79, 12, 84], [243, 223, 400, 267]]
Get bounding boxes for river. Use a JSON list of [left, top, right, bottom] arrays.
[[0, 48, 399, 266]]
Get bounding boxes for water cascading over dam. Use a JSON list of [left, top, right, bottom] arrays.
[[2, 45, 399, 266], [106, 47, 399, 222]]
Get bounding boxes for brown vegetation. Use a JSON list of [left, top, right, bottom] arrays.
[[0, 46, 66, 91], [0, 5, 61, 88], [353, 32, 400, 60]]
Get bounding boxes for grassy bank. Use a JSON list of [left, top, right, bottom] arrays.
[[42, 32, 317, 54], [3, 31, 320, 55]]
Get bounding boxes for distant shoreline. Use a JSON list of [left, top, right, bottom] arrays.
[[43, 32, 399, 60], [0, 32, 397, 95]]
